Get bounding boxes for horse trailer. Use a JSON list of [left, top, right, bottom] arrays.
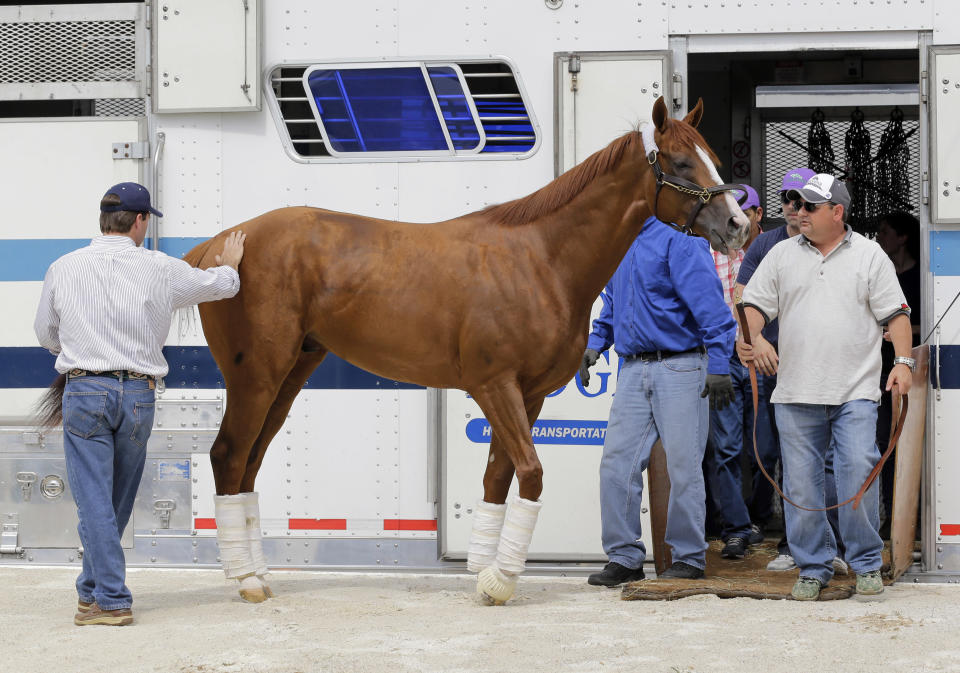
[[0, 0, 957, 582]]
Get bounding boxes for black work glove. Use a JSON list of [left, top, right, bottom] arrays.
[[579, 348, 600, 387], [701, 373, 734, 411]]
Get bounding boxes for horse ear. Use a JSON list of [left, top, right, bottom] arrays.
[[683, 98, 704, 128], [652, 96, 669, 133]]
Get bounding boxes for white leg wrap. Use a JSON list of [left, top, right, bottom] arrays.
[[243, 492, 269, 578], [214, 494, 257, 580], [494, 495, 542, 576], [466, 500, 507, 573]]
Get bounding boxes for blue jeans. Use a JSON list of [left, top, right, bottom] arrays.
[[775, 400, 882, 585], [62, 375, 155, 610], [599, 353, 708, 570], [706, 356, 777, 540]]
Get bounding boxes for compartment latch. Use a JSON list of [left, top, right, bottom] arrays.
[[154, 499, 177, 529], [16, 472, 37, 502]]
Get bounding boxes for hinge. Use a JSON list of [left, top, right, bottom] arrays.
[[922, 170, 930, 205], [0, 520, 21, 555], [672, 72, 683, 112], [568, 55, 581, 93], [921, 69, 929, 104], [112, 141, 149, 160]]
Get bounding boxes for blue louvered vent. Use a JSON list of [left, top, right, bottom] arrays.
[[268, 60, 537, 161]]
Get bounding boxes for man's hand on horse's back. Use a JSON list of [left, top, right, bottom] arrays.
[[579, 348, 600, 387], [701, 373, 734, 411], [215, 230, 246, 270]]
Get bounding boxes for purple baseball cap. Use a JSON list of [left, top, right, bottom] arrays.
[[781, 167, 816, 192], [101, 182, 163, 217], [732, 184, 761, 211]]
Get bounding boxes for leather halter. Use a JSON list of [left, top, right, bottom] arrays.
[[640, 123, 744, 236]]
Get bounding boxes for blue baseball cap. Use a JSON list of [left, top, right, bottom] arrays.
[[101, 182, 163, 217], [731, 184, 761, 211], [781, 167, 816, 192]]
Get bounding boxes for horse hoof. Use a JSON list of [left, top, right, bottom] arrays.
[[238, 575, 268, 603], [476, 567, 516, 605]]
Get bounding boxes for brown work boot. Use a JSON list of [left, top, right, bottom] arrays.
[[74, 603, 133, 626], [77, 599, 94, 613]]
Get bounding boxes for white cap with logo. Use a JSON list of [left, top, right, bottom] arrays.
[[785, 173, 851, 211]]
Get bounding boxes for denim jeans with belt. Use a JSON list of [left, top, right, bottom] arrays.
[[62, 375, 155, 610], [706, 355, 777, 541], [599, 352, 708, 570], [775, 400, 882, 585]]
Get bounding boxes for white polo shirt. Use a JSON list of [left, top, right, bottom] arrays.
[[742, 226, 908, 405]]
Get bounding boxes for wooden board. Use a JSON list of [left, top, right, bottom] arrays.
[[889, 344, 928, 581], [647, 439, 672, 575]]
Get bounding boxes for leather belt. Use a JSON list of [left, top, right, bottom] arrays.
[[68, 368, 154, 382], [624, 346, 706, 362]]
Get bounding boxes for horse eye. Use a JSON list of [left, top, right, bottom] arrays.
[[674, 162, 691, 171]]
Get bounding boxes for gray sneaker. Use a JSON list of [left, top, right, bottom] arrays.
[[766, 553, 797, 571], [855, 570, 884, 600], [791, 576, 823, 601]]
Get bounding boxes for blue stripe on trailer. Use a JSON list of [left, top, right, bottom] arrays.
[[0, 347, 423, 390], [931, 231, 960, 276], [0, 238, 211, 281]]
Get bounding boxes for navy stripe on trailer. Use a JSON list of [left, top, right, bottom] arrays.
[[0, 237, 210, 281], [0, 347, 423, 390], [930, 345, 960, 390]]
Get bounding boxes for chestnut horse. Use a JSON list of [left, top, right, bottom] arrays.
[[182, 96, 750, 604]]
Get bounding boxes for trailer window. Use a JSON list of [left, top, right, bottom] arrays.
[[268, 59, 538, 162]]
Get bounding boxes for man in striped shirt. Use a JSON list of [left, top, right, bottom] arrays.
[[34, 182, 245, 626]]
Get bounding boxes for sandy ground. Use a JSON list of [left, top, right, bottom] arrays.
[[4, 567, 960, 673]]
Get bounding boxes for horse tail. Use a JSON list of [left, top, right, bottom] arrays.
[[34, 373, 66, 428], [183, 236, 219, 269]]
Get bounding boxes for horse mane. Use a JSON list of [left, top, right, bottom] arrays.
[[482, 118, 719, 226], [482, 129, 644, 225]]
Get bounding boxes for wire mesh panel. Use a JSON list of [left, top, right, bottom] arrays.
[[0, 20, 135, 84], [94, 98, 144, 117], [762, 117, 920, 230]]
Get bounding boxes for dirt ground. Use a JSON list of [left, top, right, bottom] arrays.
[[4, 566, 960, 673]]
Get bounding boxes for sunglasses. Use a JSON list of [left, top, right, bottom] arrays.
[[796, 200, 835, 213]]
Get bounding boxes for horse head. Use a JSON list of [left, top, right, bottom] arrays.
[[642, 96, 751, 253]]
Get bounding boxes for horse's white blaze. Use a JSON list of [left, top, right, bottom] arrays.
[[695, 144, 751, 232]]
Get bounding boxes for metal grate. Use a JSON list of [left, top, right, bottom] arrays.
[[0, 20, 135, 84], [762, 118, 920, 228], [94, 98, 144, 117]]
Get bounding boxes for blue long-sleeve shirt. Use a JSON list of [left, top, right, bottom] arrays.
[[586, 217, 736, 376]]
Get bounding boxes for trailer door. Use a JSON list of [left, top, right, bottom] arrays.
[[441, 52, 670, 562], [0, 118, 142, 559], [928, 45, 960, 573]]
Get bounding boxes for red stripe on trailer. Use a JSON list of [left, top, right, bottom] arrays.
[[194, 518, 217, 529], [289, 518, 348, 530], [384, 519, 437, 531], [940, 524, 960, 536]]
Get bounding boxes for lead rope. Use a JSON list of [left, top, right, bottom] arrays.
[[735, 304, 907, 512]]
